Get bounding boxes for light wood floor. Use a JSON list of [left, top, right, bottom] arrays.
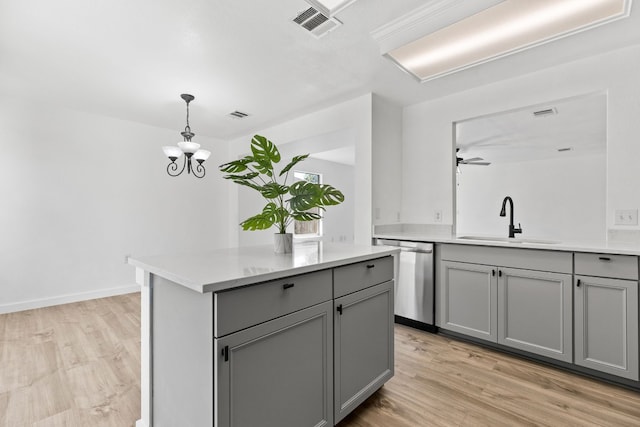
[[3, 294, 640, 426], [0, 293, 141, 426]]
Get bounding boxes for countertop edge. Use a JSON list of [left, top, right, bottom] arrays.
[[201, 249, 399, 293], [128, 246, 400, 293], [373, 233, 640, 256]]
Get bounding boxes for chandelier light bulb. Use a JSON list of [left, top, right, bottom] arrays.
[[178, 141, 201, 155], [193, 149, 211, 163], [162, 146, 183, 161]]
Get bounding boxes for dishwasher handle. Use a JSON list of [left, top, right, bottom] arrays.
[[399, 246, 432, 254], [376, 240, 433, 253]]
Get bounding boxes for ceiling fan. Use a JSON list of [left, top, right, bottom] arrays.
[[456, 148, 491, 166]]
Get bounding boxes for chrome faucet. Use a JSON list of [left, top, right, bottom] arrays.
[[499, 196, 522, 238]]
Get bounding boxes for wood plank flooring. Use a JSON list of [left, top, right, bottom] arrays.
[[2, 293, 640, 426], [340, 325, 640, 427], [0, 293, 141, 427]]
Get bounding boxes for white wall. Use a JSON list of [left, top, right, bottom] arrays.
[[226, 94, 373, 246], [0, 96, 229, 312], [372, 95, 403, 225], [456, 153, 606, 241], [402, 44, 640, 236]]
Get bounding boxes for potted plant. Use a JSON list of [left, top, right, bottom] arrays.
[[219, 135, 345, 253]]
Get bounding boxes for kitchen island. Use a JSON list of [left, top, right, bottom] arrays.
[[128, 242, 399, 427]]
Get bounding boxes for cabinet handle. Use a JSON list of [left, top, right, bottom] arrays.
[[492, 269, 496, 276], [498, 270, 503, 277], [577, 279, 581, 287], [222, 346, 229, 362], [337, 304, 343, 315], [598, 257, 611, 262], [282, 283, 295, 290], [366, 264, 375, 269]]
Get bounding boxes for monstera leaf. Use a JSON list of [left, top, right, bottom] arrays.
[[240, 203, 278, 231], [279, 154, 309, 177], [219, 156, 254, 173], [260, 183, 289, 199], [251, 134, 280, 166], [291, 211, 322, 221], [316, 184, 344, 206], [288, 181, 320, 212], [222, 171, 259, 181]]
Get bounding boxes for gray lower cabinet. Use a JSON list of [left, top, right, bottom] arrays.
[[440, 260, 498, 342], [439, 256, 573, 362], [498, 268, 573, 362], [334, 280, 394, 423], [215, 301, 334, 427], [574, 275, 639, 380]]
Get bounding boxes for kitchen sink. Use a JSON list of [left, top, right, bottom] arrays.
[[457, 235, 560, 245]]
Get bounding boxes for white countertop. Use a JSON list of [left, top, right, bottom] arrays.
[[373, 231, 640, 256], [128, 242, 399, 293]]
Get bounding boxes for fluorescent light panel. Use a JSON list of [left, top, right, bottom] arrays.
[[388, 0, 630, 82]]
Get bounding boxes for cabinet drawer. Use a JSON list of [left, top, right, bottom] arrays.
[[574, 253, 638, 280], [214, 269, 332, 337], [334, 256, 393, 298]]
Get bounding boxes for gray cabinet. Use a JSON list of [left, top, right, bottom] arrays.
[[213, 255, 394, 427], [440, 260, 497, 342], [498, 268, 573, 362], [333, 280, 394, 423], [215, 301, 334, 427], [438, 245, 573, 362], [574, 275, 639, 380]]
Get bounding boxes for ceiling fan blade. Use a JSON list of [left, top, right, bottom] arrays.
[[469, 162, 491, 166], [463, 157, 484, 162]]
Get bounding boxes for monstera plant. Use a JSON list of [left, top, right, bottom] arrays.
[[219, 135, 345, 252]]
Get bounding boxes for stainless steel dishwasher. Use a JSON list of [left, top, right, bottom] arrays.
[[375, 239, 435, 331]]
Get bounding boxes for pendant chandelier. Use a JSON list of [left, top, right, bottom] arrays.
[[162, 94, 210, 178]]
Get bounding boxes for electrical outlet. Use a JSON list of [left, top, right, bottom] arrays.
[[614, 209, 638, 226], [434, 209, 442, 223]]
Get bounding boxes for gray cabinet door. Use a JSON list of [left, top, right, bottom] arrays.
[[334, 280, 394, 423], [574, 275, 639, 380], [439, 261, 498, 342], [215, 301, 333, 427], [498, 268, 573, 362]]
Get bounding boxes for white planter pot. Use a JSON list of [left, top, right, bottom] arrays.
[[274, 233, 293, 254]]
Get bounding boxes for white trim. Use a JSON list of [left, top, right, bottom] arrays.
[[137, 268, 153, 427], [0, 284, 140, 314]]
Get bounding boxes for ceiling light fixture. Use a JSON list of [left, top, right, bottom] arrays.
[[305, 0, 357, 17], [385, 0, 630, 82], [162, 94, 210, 178]]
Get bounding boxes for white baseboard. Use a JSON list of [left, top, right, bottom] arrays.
[[0, 284, 140, 314]]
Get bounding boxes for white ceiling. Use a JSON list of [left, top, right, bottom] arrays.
[[456, 92, 607, 165], [2, 0, 640, 140]]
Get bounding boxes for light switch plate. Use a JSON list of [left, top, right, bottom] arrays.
[[614, 209, 638, 225]]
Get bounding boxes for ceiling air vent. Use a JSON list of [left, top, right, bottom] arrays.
[[533, 107, 558, 117], [229, 111, 249, 119], [292, 7, 342, 38]]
